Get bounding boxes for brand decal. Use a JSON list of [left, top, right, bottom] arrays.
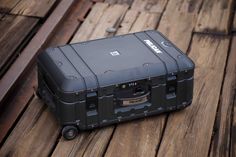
[[144, 39, 162, 54], [110, 51, 120, 56]]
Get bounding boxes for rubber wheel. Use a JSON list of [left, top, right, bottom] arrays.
[[62, 126, 78, 140]]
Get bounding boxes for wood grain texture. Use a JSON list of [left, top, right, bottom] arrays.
[[0, 67, 37, 144], [89, 3, 129, 39], [131, 0, 168, 13], [208, 36, 236, 157], [0, 0, 21, 13], [116, 10, 139, 35], [158, 0, 203, 52], [0, 0, 74, 107], [230, 37, 236, 157], [71, 2, 109, 43], [195, 0, 234, 34], [129, 11, 160, 33], [233, 12, 236, 31], [105, 117, 166, 157], [47, 0, 93, 46], [11, 0, 57, 17], [157, 35, 229, 157], [0, 98, 60, 157], [0, 15, 38, 77]]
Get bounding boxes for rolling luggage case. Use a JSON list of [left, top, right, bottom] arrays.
[[37, 30, 194, 140]]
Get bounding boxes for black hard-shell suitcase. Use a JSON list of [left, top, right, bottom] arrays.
[[37, 30, 194, 140]]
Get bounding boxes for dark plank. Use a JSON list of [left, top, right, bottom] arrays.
[[0, 0, 75, 107], [0, 98, 60, 157], [11, 0, 57, 18], [157, 35, 230, 157], [195, 0, 234, 34], [208, 36, 236, 157], [0, 0, 21, 13], [0, 67, 37, 144], [0, 15, 38, 78]]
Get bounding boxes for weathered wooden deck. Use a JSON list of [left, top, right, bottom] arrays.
[[0, 0, 235, 156]]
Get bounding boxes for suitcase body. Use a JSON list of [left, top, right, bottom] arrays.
[[37, 30, 194, 140]]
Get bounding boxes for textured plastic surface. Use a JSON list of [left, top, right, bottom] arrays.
[[37, 30, 194, 130]]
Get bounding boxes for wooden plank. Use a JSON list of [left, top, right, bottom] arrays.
[[116, 10, 139, 35], [129, 11, 160, 33], [157, 35, 230, 157], [0, 0, 21, 13], [0, 67, 37, 144], [0, 0, 74, 107], [230, 37, 236, 157], [105, 117, 166, 157], [71, 2, 109, 43], [51, 4, 129, 157], [233, 12, 236, 31], [105, 0, 134, 6], [0, 0, 92, 146], [208, 36, 236, 157], [232, 100, 236, 156], [195, 0, 234, 34], [131, 0, 168, 13], [89, 4, 129, 39], [11, 0, 57, 18], [47, 0, 93, 46], [0, 98, 60, 157], [0, 15, 38, 78], [158, 0, 203, 52], [0, 0, 93, 154]]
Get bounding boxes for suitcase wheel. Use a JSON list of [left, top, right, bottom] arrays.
[[62, 125, 78, 140]]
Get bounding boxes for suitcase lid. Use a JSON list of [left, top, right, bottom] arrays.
[[38, 30, 194, 93]]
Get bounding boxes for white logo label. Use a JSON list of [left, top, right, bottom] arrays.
[[110, 51, 120, 56], [144, 40, 162, 54]]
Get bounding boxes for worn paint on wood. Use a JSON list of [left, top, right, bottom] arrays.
[[47, 0, 93, 46], [129, 11, 160, 33], [71, 3, 109, 43], [157, 35, 229, 157], [195, 0, 234, 34], [11, 0, 57, 17], [89, 4, 129, 39], [0, 15, 38, 77], [116, 10, 139, 35], [209, 36, 236, 157], [131, 0, 168, 13], [158, 0, 203, 52]]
